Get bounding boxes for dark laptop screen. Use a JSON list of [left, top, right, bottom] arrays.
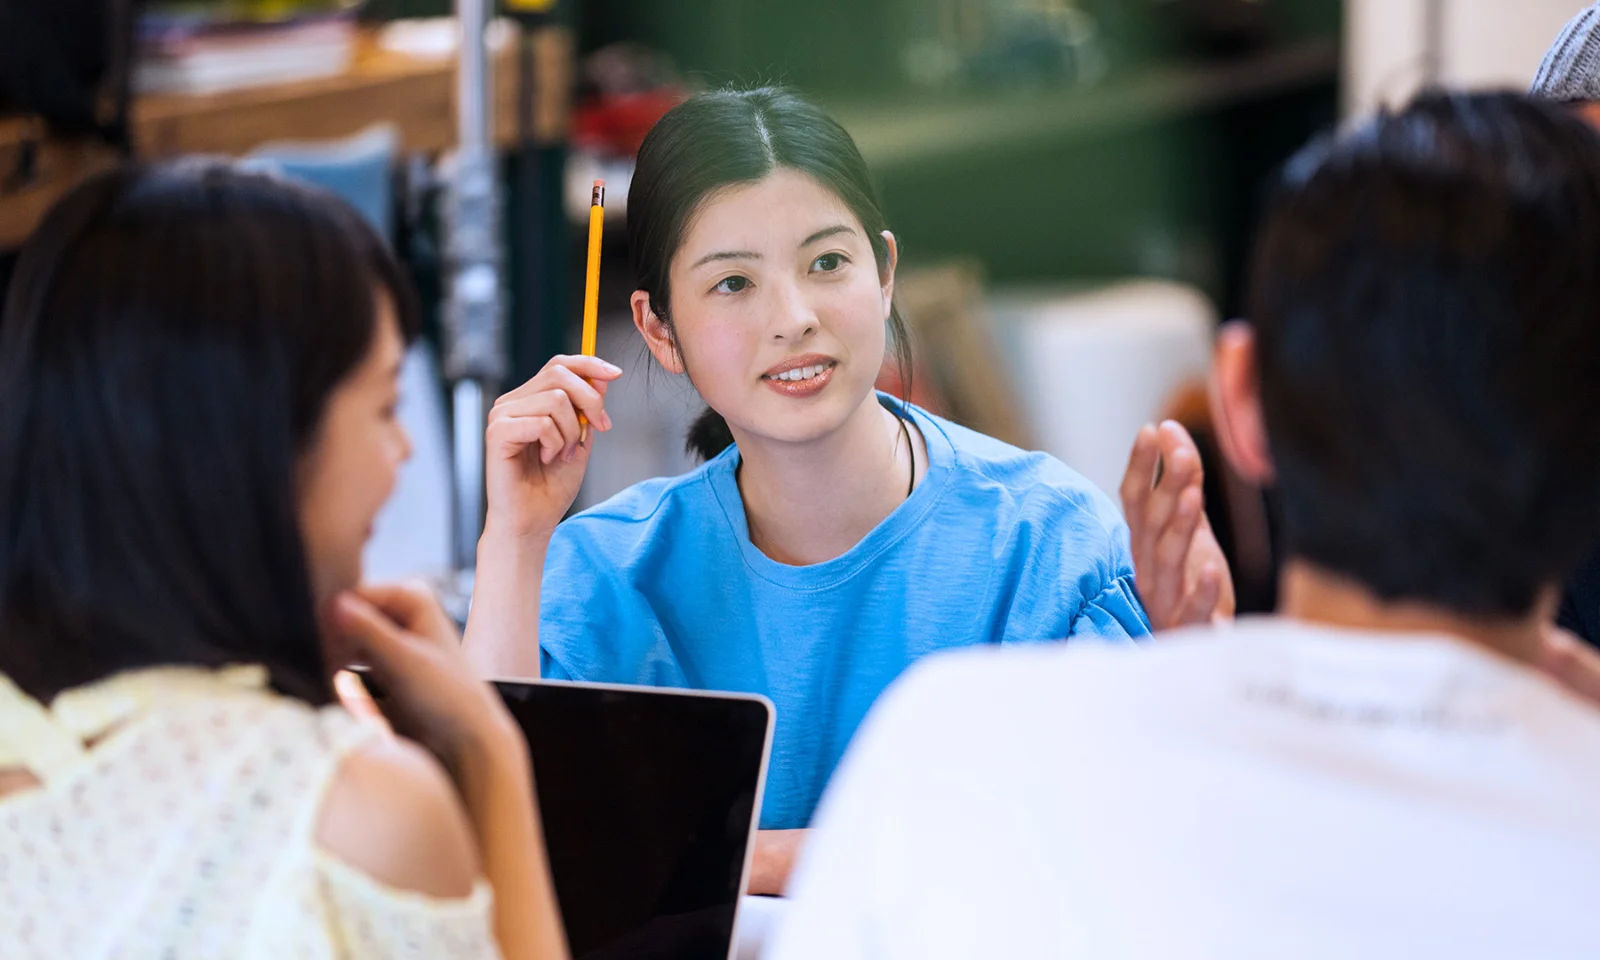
[[493, 681, 771, 960]]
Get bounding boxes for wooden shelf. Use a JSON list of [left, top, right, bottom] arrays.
[[0, 25, 572, 249]]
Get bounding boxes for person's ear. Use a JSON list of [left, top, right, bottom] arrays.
[[1209, 321, 1274, 485], [632, 290, 685, 375], [879, 230, 899, 317]]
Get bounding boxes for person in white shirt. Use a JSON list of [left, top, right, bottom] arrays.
[[768, 90, 1600, 960]]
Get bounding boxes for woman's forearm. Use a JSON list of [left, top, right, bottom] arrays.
[[463, 529, 550, 679], [748, 828, 809, 896]]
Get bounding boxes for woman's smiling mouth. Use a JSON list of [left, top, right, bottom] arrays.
[[762, 356, 838, 397]]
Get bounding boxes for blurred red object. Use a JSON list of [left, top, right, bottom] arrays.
[[572, 89, 685, 158], [876, 354, 943, 414]]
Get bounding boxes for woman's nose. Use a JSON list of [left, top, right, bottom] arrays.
[[771, 284, 818, 341]]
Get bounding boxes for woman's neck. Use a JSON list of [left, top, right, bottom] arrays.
[[734, 394, 923, 567], [1278, 559, 1551, 666]]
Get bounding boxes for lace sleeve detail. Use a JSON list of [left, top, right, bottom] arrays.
[[315, 851, 503, 959]]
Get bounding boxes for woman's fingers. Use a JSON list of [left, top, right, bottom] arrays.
[[354, 582, 458, 648], [486, 355, 620, 468], [492, 391, 586, 458], [1142, 435, 1198, 544], [1120, 424, 1161, 519], [555, 353, 624, 384], [494, 355, 623, 407], [501, 366, 605, 427], [547, 364, 613, 433], [1179, 563, 1224, 628], [330, 590, 509, 767], [487, 414, 564, 466], [1149, 486, 1207, 621], [331, 592, 418, 669], [334, 669, 392, 732], [1154, 422, 1204, 494], [1124, 420, 1222, 630], [489, 404, 575, 465]]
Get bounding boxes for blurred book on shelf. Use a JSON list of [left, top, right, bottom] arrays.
[[135, 1, 360, 95]]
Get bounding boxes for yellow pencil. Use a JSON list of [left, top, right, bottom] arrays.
[[579, 180, 604, 441], [581, 180, 604, 356]]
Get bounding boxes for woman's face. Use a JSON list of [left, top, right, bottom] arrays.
[[639, 167, 897, 447], [296, 295, 411, 646]]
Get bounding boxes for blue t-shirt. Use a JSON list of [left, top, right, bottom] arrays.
[[540, 400, 1150, 829]]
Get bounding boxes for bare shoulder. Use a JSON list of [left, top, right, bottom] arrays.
[[316, 735, 482, 899]]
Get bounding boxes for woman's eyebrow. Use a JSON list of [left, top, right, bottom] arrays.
[[688, 224, 855, 269], [691, 249, 760, 269], [800, 224, 855, 247]]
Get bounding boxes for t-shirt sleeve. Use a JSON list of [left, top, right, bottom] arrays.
[[1000, 487, 1152, 646], [537, 520, 685, 687], [537, 523, 606, 681], [538, 648, 575, 681], [1071, 572, 1149, 643]]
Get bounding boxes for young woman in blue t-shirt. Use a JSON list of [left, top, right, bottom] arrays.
[[464, 87, 1219, 892]]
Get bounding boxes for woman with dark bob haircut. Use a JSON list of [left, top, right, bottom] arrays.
[[0, 161, 564, 959]]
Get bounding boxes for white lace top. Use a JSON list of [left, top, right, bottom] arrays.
[[0, 665, 503, 959]]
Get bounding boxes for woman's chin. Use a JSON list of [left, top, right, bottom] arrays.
[[740, 378, 880, 445]]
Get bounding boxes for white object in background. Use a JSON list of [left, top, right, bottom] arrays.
[[377, 17, 517, 61], [989, 279, 1214, 502], [1344, 0, 1586, 118], [734, 895, 787, 960], [135, 17, 357, 95], [364, 343, 455, 583], [565, 152, 635, 224]]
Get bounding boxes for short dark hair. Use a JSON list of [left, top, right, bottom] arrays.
[[0, 160, 420, 705], [1248, 91, 1600, 616], [627, 86, 911, 460]]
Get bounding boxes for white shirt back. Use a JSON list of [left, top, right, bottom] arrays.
[[771, 620, 1600, 960]]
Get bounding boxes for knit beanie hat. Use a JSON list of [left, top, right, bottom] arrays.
[[1532, 4, 1600, 102]]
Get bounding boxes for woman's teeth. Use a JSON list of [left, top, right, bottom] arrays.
[[768, 363, 831, 382]]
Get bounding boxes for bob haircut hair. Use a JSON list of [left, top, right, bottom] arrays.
[[0, 160, 420, 705]]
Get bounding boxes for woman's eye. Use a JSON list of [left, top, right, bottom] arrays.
[[812, 253, 846, 273], [713, 275, 750, 294]]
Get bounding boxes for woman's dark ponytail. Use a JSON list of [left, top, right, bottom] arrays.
[[686, 407, 737, 460], [628, 86, 911, 462]]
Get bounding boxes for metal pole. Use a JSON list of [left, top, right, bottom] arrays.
[[451, 377, 489, 570], [1420, 0, 1445, 88], [442, 0, 507, 584]]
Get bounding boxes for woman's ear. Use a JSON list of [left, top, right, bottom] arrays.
[[632, 290, 685, 375], [879, 230, 899, 317], [1210, 321, 1274, 485]]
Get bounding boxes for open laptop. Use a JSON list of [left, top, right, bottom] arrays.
[[493, 679, 774, 960]]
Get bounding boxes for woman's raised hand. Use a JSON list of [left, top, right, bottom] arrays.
[[483, 355, 622, 542]]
